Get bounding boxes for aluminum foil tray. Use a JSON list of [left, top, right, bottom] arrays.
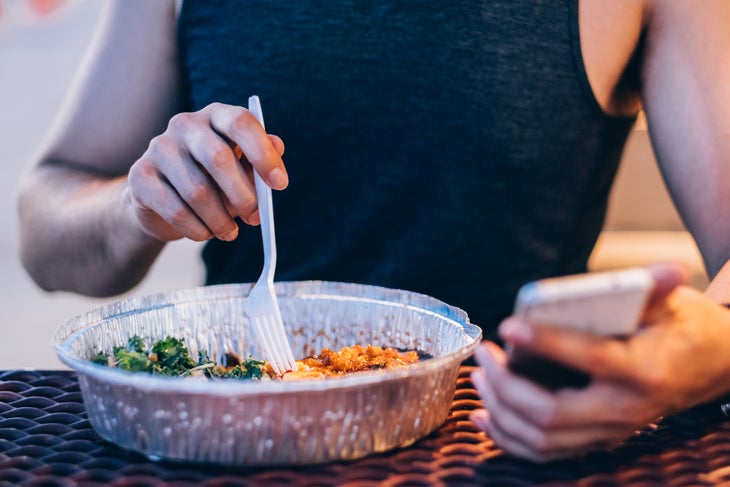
[[53, 281, 482, 466]]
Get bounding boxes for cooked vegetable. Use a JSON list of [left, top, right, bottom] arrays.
[[92, 351, 110, 366], [93, 335, 422, 381], [106, 336, 148, 371], [149, 336, 196, 376], [94, 335, 266, 380]]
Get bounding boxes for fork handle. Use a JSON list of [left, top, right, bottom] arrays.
[[248, 95, 277, 283]]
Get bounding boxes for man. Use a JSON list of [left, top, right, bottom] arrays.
[[17, 0, 730, 461]]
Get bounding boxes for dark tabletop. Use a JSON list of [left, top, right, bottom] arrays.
[[2, 366, 730, 486]]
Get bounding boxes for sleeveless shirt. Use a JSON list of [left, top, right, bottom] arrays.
[[177, 0, 636, 338]]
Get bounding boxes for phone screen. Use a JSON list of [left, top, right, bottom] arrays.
[[505, 268, 654, 390]]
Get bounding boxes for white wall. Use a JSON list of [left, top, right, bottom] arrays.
[[0, 1, 204, 369]]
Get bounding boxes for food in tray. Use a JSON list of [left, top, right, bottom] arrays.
[[285, 344, 420, 380], [92, 335, 421, 380]]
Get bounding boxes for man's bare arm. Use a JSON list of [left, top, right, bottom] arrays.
[[18, 0, 181, 296], [18, 0, 289, 297], [640, 0, 730, 292]]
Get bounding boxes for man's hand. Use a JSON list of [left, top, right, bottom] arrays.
[[127, 102, 287, 243], [470, 263, 730, 462]]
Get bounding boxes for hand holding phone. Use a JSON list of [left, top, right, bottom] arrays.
[[507, 268, 655, 389]]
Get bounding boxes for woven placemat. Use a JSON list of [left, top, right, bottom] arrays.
[[2, 367, 730, 486]]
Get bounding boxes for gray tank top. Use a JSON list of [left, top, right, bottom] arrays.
[[178, 0, 636, 337]]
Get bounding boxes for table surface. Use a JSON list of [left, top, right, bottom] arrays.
[[2, 366, 730, 487]]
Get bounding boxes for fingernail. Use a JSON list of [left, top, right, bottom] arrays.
[[471, 368, 486, 384], [500, 318, 532, 343], [471, 368, 490, 398], [469, 409, 491, 431], [221, 226, 238, 241], [470, 408, 488, 422], [267, 167, 288, 190], [245, 210, 260, 226]]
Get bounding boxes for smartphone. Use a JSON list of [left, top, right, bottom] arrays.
[[507, 267, 655, 390]]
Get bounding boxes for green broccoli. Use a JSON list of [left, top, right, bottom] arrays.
[[92, 351, 110, 366], [150, 336, 197, 376], [211, 359, 266, 379], [114, 348, 152, 372], [92, 335, 266, 380], [126, 335, 146, 353]]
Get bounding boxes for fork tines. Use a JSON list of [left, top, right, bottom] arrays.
[[253, 314, 297, 375]]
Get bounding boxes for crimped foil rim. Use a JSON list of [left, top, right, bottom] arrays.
[[54, 280, 481, 395]]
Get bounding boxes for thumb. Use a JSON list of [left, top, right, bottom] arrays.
[[642, 262, 689, 323]]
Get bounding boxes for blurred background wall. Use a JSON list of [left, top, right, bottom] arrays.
[[0, 0, 204, 369], [0, 0, 707, 369]]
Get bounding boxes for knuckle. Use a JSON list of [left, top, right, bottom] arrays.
[[233, 193, 258, 217], [167, 207, 190, 229], [148, 133, 178, 157], [210, 220, 236, 237], [530, 432, 551, 455], [205, 101, 225, 112], [534, 402, 559, 428], [188, 229, 213, 242], [229, 109, 256, 138], [585, 346, 613, 373], [127, 160, 157, 191], [207, 103, 249, 133], [637, 364, 670, 395], [168, 111, 197, 131], [166, 208, 209, 242], [184, 183, 213, 207], [208, 144, 234, 171]]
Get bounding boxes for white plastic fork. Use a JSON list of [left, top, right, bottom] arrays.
[[246, 95, 297, 375]]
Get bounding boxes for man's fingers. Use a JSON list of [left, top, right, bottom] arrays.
[[474, 342, 647, 427], [180, 128, 259, 226], [207, 103, 288, 190], [156, 149, 241, 240], [498, 318, 636, 381], [129, 102, 287, 243], [642, 262, 688, 322], [473, 406, 629, 462], [143, 129, 249, 237], [128, 164, 212, 242], [473, 343, 573, 427], [471, 342, 653, 461], [268, 134, 285, 156], [497, 264, 688, 380]]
